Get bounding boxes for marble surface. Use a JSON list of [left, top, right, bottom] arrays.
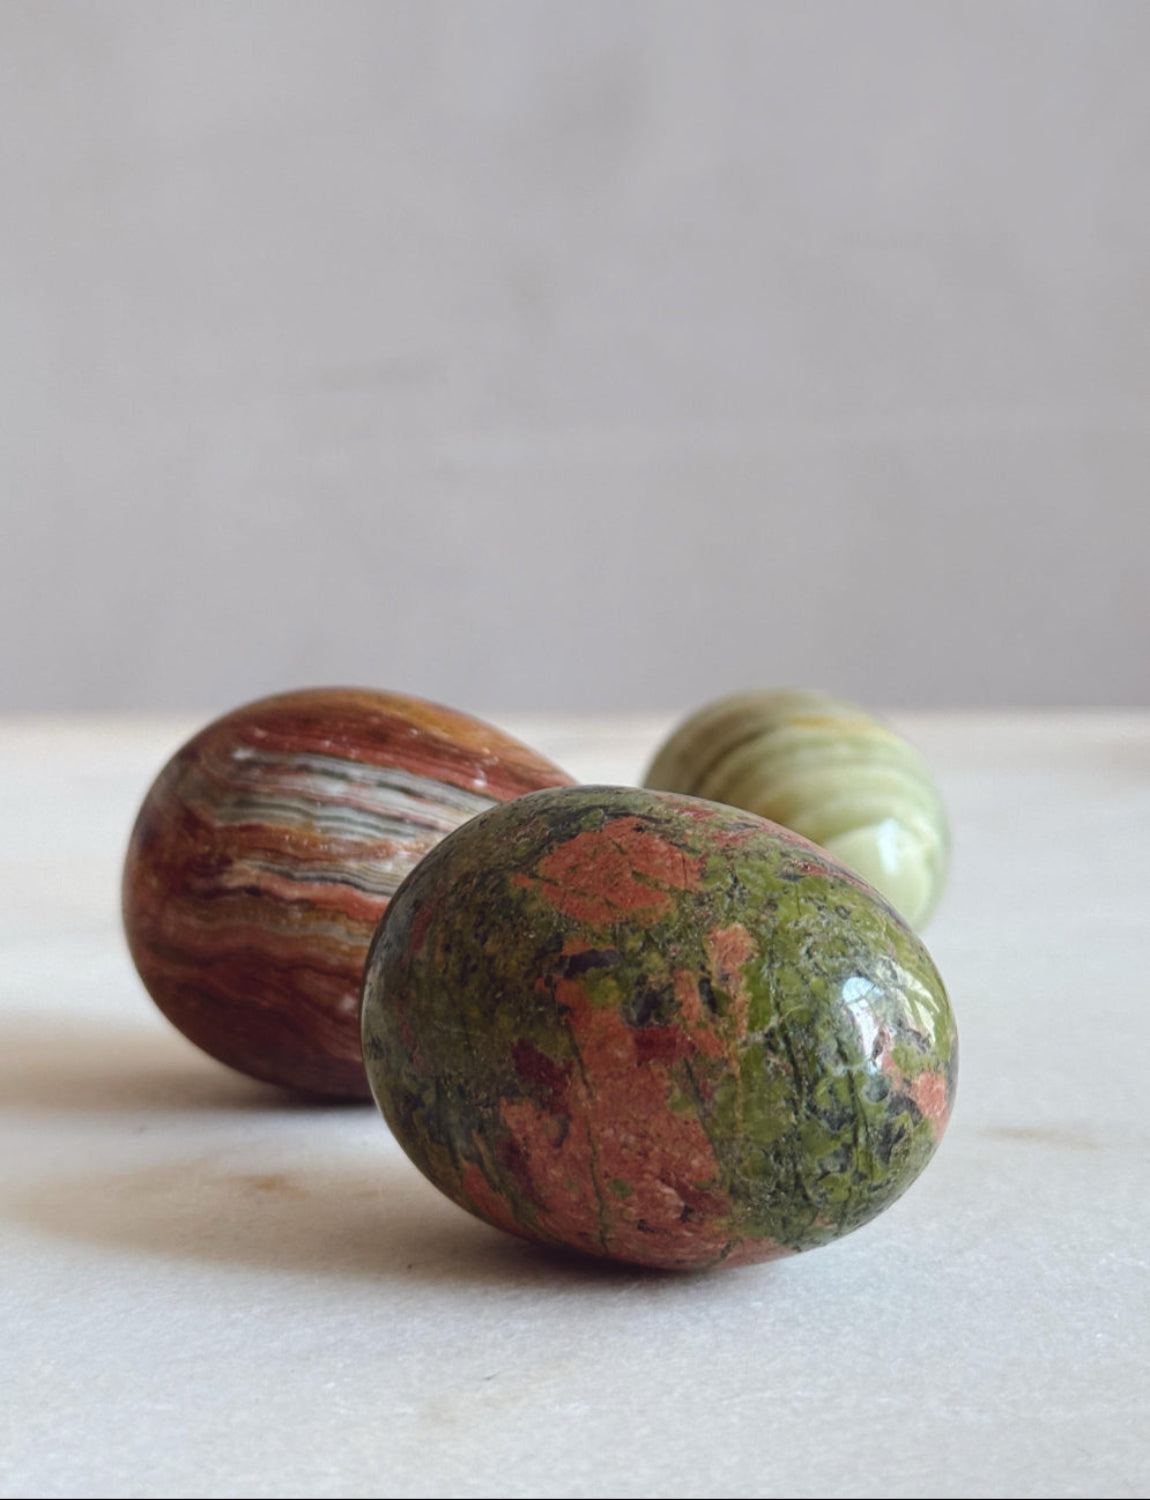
[[1, 712, 1148, 1499]]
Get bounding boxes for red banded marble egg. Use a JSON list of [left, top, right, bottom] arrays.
[[122, 689, 572, 1098], [362, 785, 957, 1269]]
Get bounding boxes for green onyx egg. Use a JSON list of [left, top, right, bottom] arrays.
[[645, 689, 950, 931]]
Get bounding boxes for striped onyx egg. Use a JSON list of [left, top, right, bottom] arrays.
[[362, 785, 957, 1271], [645, 689, 950, 931], [122, 689, 572, 1097]]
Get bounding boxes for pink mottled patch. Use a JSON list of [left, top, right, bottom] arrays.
[[674, 968, 704, 1021], [599, 818, 705, 891], [705, 924, 754, 1039], [495, 978, 734, 1267], [706, 923, 755, 987], [539, 831, 672, 917], [672, 970, 729, 1060], [499, 1097, 602, 1256], [513, 819, 705, 928], [911, 1069, 951, 1140], [878, 1036, 951, 1142], [461, 1161, 524, 1238]]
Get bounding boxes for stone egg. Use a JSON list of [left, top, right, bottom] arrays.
[[362, 784, 957, 1270], [645, 688, 950, 930], [122, 688, 572, 1098]]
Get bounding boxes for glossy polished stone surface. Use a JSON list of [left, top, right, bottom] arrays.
[[363, 784, 956, 1270], [122, 688, 572, 1098], [646, 688, 951, 930]]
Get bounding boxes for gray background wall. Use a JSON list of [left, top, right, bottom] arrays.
[[2, 0, 1147, 715]]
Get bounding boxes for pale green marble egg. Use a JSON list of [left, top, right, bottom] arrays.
[[645, 689, 950, 930]]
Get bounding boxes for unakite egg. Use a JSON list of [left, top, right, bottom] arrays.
[[362, 785, 957, 1270], [645, 688, 950, 930]]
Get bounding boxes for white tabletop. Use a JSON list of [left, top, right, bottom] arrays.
[[2, 712, 1148, 1500]]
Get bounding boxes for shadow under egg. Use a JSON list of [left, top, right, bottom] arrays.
[[0, 1015, 367, 1115], [5, 1145, 747, 1292]]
